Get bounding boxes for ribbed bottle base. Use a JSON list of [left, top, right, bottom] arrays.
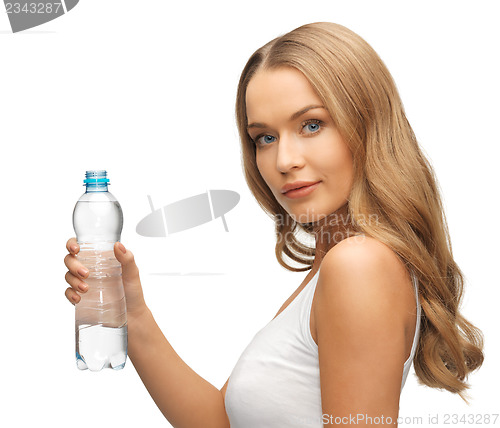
[[76, 324, 127, 371]]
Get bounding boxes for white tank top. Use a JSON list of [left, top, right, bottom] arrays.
[[224, 267, 421, 427]]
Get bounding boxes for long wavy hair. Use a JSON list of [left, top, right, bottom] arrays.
[[235, 22, 484, 403]]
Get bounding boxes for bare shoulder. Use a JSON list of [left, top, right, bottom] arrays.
[[322, 235, 406, 275], [314, 234, 414, 332], [319, 235, 410, 292]]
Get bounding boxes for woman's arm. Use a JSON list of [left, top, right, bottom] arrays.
[[314, 236, 413, 427], [128, 308, 230, 428]]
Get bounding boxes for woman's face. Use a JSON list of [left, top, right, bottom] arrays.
[[245, 66, 354, 224]]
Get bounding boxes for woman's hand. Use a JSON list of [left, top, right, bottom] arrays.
[[64, 237, 148, 321]]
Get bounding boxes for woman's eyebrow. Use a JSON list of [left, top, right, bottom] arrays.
[[247, 104, 325, 129]]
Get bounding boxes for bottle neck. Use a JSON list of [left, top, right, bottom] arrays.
[[85, 184, 108, 193]]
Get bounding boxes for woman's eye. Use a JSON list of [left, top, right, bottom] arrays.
[[301, 120, 323, 135], [255, 134, 277, 146]]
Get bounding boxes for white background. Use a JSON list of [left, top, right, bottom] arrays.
[[0, 0, 498, 426]]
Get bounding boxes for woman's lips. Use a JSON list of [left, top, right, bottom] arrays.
[[282, 181, 321, 199]]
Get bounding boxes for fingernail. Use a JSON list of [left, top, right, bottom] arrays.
[[78, 268, 88, 278], [117, 242, 126, 254], [79, 283, 88, 292], [70, 245, 78, 253]]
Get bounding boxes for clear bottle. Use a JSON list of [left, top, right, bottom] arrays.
[[72, 170, 127, 371]]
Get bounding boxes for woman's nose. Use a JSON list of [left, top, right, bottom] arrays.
[[276, 133, 305, 174]]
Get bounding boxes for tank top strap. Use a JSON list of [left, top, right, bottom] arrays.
[[405, 268, 422, 366], [299, 269, 321, 352]]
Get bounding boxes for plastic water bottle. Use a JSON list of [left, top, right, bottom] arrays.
[[72, 170, 127, 371]]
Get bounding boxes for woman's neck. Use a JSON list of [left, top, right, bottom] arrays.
[[310, 203, 360, 273]]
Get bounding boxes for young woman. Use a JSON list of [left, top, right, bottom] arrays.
[[64, 22, 484, 427]]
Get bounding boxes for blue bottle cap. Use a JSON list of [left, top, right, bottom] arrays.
[[83, 170, 110, 185]]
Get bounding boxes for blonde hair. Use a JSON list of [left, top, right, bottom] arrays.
[[235, 22, 484, 403]]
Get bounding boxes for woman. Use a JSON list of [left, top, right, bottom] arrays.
[[64, 22, 484, 427]]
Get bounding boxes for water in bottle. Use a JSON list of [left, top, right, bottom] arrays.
[[72, 170, 127, 371]]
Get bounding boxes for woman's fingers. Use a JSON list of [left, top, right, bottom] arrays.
[[64, 253, 89, 280], [66, 237, 79, 255], [65, 237, 86, 306], [65, 270, 88, 293], [113, 242, 148, 318], [114, 242, 141, 287], [65, 287, 81, 305]]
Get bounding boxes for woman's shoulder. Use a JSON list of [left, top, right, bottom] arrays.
[[320, 234, 410, 281], [315, 234, 413, 318]]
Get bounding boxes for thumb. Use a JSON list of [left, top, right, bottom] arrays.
[[114, 242, 141, 287]]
